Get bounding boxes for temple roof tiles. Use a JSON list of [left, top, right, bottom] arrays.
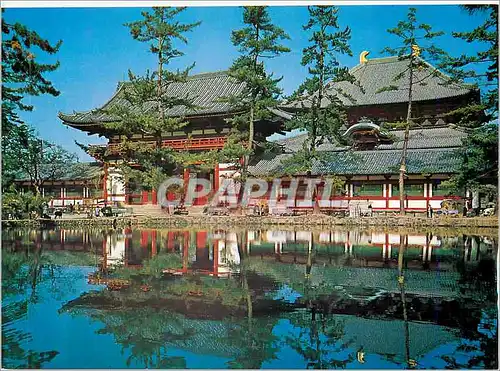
[[284, 56, 476, 109], [248, 147, 462, 176], [59, 71, 246, 126], [274, 126, 467, 153]]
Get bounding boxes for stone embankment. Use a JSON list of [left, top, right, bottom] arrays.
[[3, 214, 498, 230]]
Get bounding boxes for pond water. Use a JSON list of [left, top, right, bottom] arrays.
[[2, 226, 498, 369]]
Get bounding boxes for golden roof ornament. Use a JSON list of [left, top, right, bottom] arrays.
[[411, 44, 421, 57], [360, 50, 370, 64]]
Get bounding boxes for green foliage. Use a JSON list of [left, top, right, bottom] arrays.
[[2, 124, 77, 194], [286, 6, 355, 164], [440, 5, 498, 123], [2, 190, 47, 219], [1, 11, 62, 133], [444, 123, 498, 196], [224, 6, 290, 176]]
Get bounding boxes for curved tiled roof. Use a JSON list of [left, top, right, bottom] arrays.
[[274, 126, 467, 153], [59, 71, 246, 126], [285, 56, 475, 109], [249, 148, 461, 176], [250, 126, 466, 176]]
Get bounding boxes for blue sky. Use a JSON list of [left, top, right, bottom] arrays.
[[3, 5, 490, 161]]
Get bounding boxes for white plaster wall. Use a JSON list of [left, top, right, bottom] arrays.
[[371, 233, 386, 244], [388, 234, 402, 244], [429, 200, 443, 209], [266, 230, 287, 243], [371, 200, 386, 208], [408, 235, 426, 245], [296, 231, 312, 241], [389, 200, 400, 209], [107, 167, 126, 196], [333, 231, 348, 243], [408, 200, 427, 209], [319, 232, 331, 243], [107, 235, 125, 265]]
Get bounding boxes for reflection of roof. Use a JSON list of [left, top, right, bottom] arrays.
[[162, 318, 241, 358], [59, 71, 246, 127], [336, 314, 458, 358], [248, 259, 461, 298]]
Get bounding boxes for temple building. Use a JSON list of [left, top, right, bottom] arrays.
[[54, 52, 477, 212], [58, 71, 284, 206], [248, 53, 477, 212]]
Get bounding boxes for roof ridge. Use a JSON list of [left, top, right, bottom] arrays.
[[187, 71, 229, 80]]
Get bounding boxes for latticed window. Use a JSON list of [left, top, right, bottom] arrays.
[[353, 183, 383, 196], [392, 184, 423, 196]]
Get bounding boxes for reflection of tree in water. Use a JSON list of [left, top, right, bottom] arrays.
[[439, 235, 498, 369], [2, 228, 102, 368], [2, 232, 60, 368], [87, 307, 188, 368], [284, 312, 355, 369], [279, 237, 355, 369], [222, 233, 281, 369]]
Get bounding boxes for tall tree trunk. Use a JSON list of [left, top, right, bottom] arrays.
[[399, 55, 414, 215], [237, 232, 253, 326]]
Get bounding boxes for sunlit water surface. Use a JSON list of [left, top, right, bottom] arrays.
[[2, 226, 497, 369]]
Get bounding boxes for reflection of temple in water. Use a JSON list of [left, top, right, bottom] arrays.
[[2, 228, 494, 277]]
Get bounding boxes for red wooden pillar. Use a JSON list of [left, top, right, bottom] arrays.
[[142, 191, 148, 204], [167, 231, 175, 251], [141, 231, 149, 248], [151, 230, 157, 256], [152, 189, 158, 205], [196, 231, 207, 249]]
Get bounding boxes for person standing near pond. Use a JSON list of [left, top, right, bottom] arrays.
[[95, 205, 100, 218], [427, 203, 433, 218]]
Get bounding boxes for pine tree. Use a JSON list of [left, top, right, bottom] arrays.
[[284, 5, 355, 172], [4, 125, 77, 196], [438, 6, 498, 207], [100, 7, 201, 191], [379, 7, 446, 215], [2, 12, 63, 192], [226, 6, 290, 179], [440, 5, 498, 126], [1, 11, 62, 133]]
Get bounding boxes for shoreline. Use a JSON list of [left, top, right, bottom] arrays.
[[3, 214, 498, 230]]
